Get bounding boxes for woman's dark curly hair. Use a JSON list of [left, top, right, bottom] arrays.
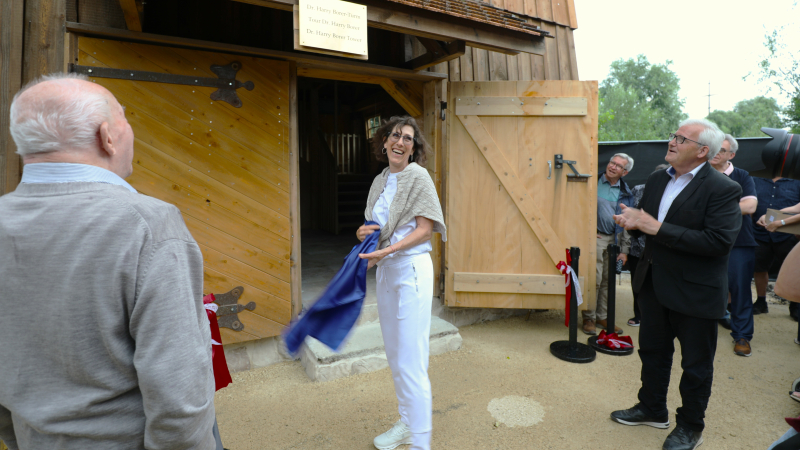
[[371, 116, 431, 168]]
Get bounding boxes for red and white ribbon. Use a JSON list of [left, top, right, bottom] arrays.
[[203, 303, 222, 346], [596, 330, 634, 349], [556, 262, 583, 308]]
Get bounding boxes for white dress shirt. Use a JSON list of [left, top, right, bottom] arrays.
[[657, 163, 705, 222], [372, 172, 432, 260]]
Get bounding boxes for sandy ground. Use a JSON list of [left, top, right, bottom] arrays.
[[215, 279, 800, 450]]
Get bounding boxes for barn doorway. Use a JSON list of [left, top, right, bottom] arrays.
[[297, 78, 407, 310]]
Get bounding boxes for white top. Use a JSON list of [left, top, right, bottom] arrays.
[[658, 163, 705, 222], [372, 172, 432, 259]]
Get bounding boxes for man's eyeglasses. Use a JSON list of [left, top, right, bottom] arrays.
[[388, 132, 415, 146], [608, 161, 627, 171], [668, 133, 707, 147]]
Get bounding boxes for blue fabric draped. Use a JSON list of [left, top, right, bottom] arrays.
[[283, 222, 380, 355]]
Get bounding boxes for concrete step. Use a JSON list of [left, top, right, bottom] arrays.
[[299, 317, 462, 382]]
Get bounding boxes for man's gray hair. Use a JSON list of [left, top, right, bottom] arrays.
[[612, 152, 634, 172], [723, 133, 739, 154], [9, 73, 112, 156], [678, 118, 725, 160]]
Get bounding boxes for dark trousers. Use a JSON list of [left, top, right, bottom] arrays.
[[628, 255, 641, 320], [637, 272, 718, 432], [728, 246, 755, 341]]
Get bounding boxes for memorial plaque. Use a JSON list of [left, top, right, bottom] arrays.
[[294, 0, 368, 60]]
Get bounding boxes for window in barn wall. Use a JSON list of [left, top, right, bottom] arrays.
[[366, 115, 381, 139]]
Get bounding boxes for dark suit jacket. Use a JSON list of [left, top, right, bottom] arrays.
[[632, 163, 742, 319]]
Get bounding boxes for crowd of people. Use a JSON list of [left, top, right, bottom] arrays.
[[599, 123, 800, 449], [1, 73, 798, 450]]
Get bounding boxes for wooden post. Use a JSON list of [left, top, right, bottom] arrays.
[[289, 61, 302, 319], [0, 0, 25, 196]]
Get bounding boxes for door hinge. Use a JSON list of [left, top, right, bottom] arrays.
[[69, 62, 255, 108], [440, 101, 447, 121]]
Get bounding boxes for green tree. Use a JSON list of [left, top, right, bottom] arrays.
[[599, 55, 687, 141], [751, 27, 800, 133], [706, 96, 785, 137]]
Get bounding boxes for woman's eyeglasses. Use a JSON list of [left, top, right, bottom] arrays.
[[388, 132, 415, 146]]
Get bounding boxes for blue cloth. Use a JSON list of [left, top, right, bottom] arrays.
[[753, 177, 800, 243], [21, 162, 137, 193], [283, 222, 381, 355], [727, 246, 755, 341]]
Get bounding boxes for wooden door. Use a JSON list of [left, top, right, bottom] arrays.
[[444, 80, 598, 310], [77, 37, 294, 344]]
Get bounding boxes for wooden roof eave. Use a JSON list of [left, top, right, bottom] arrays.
[[231, 0, 546, 56], [65, 22, 448, 83]]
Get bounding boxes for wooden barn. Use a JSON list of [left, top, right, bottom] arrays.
[[1, 0, 598, 359]]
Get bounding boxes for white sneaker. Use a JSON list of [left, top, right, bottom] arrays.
[[373, 420, 411, 450]]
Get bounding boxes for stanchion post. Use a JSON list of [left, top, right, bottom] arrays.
[[606, 244, 619, 333], [550, 246, 596, 363]]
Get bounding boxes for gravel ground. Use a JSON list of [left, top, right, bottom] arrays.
[[215, 279, 800, 450]]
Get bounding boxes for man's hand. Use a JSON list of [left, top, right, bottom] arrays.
[[766, 219, 783, 232], [617, 253, 628, 265], [756, 214, 767, 228], [613, 204, 662, 235]]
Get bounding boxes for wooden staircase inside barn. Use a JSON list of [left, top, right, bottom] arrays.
[[336, 174, 372, 234]]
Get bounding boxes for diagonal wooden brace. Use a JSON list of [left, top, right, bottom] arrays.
[[406, 38, 466, 71]]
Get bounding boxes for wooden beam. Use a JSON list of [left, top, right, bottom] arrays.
[[454, 272, 584, 295], [406, 39, 465, 71], [379, 79, 423, 117], [456, 114, 566, 266], [289, 61, 302, 319], [230, 0, 544, 56], [454, 96, 587, 116], [118, 0, 142, 32], [65, 22, 447, 82], [1, 0, 25, 195]]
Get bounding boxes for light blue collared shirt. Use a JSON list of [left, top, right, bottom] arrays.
[[20, 163, 137, 193]]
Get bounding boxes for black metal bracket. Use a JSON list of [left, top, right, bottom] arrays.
[[214, 286, 255, 332], [554, 154, 592, 182], [69, 62, 255, 108], [440, 101, 447, 121]]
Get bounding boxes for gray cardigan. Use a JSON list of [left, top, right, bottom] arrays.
[[364, 163, 446, 250], [0, 182, 216, 450]]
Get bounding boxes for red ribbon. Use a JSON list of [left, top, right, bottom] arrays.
[[203, 293, 232, 391], [596, 330, 634, 350]]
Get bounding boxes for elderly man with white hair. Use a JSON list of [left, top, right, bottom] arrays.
[[0, 73, 220, 450], [610, 119, 742, 450], [709, 134, 758, 357]]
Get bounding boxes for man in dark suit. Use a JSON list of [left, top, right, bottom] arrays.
[[610, 119, 742, 450]]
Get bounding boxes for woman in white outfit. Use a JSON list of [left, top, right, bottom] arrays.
[[357, 116, 446, 450]]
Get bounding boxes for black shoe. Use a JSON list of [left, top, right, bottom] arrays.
[[662, 425, 703, 450], [753, 298, 768, 315], [791, 303, 800, 322], [610, 404, 670, 429], [717, 317, 731, 330]]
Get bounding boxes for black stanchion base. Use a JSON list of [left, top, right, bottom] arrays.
[[549, 340, 596, 363], [587, 336, 635, 356]]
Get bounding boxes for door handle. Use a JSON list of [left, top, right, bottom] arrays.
[[547, 160, 552, 180]]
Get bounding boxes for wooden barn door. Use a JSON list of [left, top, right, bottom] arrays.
[[444, 80, 598, 310], [76, 37, 294, 344]]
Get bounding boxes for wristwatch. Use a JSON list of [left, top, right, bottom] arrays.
[[781, 219, 786, 226]]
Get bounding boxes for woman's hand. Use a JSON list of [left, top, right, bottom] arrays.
[[756, 215, 767, 227], [356, 224, 380, 242], [358, 247, 390, 270]]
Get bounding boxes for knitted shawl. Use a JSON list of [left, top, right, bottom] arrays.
[[364, 163, 447, 250]]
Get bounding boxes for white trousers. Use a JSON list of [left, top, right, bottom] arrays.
[[376, 253, 434, 450]]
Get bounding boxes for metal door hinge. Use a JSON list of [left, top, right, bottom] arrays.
[[213, 286, 256, 331], [69, 62, 255, 108], [440, 101, 447, 121], [554, 154, 591, 182]]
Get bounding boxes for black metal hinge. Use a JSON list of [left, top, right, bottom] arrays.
[[440, 101, 447, 121], [69, 62, 255, 108]]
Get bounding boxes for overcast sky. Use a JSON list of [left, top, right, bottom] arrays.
[[572, 0, 800, 124]]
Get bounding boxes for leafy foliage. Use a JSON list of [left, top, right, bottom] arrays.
[[599, 55, 687, 141], [706, 96, 785, 137], [750, 27, 800, 133]]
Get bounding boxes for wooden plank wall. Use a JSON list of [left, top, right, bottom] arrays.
[[77, 37, 294, 344]]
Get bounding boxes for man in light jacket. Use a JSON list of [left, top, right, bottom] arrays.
[[0, 73, 219, 450]]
